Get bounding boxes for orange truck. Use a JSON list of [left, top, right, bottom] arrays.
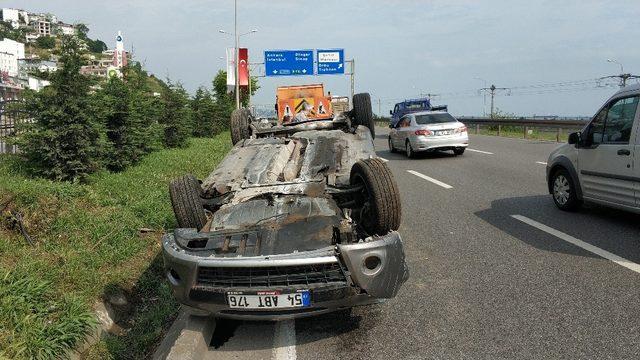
[[276, 84, 334, 122]]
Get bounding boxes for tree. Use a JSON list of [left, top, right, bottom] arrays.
[[211, 70, 259, 132], [212, 70, 259, 108], [87, 39, 107, 53], [190, 87, 217, 137], [36, 36, 56, 49], [159, 81, 192, 148], [75, 23, 89, 39], [212, 70, 235, 132], [15, 36, 102, 182], [94, 71, 162, 171]]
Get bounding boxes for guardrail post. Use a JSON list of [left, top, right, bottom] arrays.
[[497, 125, 501, 137], [524, 126, 528, 139], [556, 128, 562, 142], [475, 124, 479, 134]]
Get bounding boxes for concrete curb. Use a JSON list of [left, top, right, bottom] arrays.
[[153, 309, 216, 360]]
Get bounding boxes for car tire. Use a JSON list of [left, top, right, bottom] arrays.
[[352, 93, 375, 138], [169, 174, 207, 229], [454, 148, 465, 155], [405, 141, 414, 158], [230, 108, 252, 145], [388, 137, 396, 153], [550, 168, 582, 211], [350, 158, 402, 235]]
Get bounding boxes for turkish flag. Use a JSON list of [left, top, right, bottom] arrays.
[[238, 48, 249, 87]]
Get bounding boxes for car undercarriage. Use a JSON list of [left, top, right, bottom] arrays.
[[162, 92, 409, 319]]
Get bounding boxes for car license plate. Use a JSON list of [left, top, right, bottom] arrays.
[[227, 291, 311, 309], [437, 130, 451, 136]]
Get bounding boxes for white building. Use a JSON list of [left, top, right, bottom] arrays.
[[57, 22, 75, 36], [1, 8, 28, 28], [27, 76, 50, 91], [0, 39, 25, 59], [0, 39, 25, 77]]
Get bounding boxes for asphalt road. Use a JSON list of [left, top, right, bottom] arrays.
[[203, 128, 640, 360]]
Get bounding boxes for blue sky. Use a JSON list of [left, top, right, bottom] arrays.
[[10, 0, 640, 116]]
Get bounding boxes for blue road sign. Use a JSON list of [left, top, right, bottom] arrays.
[[317, 49, 345, 75], [265, 49, 314, 77]]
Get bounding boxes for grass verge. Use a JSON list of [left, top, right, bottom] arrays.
[[0, 134, 231, 359]]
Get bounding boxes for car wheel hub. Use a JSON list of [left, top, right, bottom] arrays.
[[553, 175, 570, 205]]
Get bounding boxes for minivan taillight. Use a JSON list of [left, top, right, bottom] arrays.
[[415, 129, 433, 136]]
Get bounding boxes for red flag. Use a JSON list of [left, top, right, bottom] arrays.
[[238, 48, 249, 87]]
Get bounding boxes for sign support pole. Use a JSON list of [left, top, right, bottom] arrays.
[[234, 0, 240, 110], [348, 59, 355, 108]]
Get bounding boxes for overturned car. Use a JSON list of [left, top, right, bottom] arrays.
[[162, 90, 409, 320]]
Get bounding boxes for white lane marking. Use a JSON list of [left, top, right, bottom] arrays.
[[378, 157, 389, 162], [536, 161, 548, 165], [407, 170, 453, 189], [467, 148, 494, 155], [273, 320, 296, 360], [512, 215, 640, 274]]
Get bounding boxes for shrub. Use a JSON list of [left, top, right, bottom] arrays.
[[15, 36, 102, 182], [159, 81, 192, 148]]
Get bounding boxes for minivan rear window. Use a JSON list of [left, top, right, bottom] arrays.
[[415, 113, 457, 124]]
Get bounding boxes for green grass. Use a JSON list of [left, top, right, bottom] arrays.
[[0, 134, 231, 359], [474, 126, 569, 142]]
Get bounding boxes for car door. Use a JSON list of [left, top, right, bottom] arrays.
[[392, 116, 409, 148], [634, 116, 640, 207], [578, 95, 640, 207]]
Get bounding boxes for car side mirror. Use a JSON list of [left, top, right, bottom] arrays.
[[389, 110, 393, 116], [568, 132, 580, 146]]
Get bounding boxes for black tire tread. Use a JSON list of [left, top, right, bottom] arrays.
[[169, 174, 207, 229], [230, 108, 251, 145], [350, 158, 402, 234], [353, 93, 375, 138]]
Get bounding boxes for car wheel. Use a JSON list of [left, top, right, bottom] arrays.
[[350, 158, 401, 235], [352, 93, 375, 138], [169, 174, 207, 229], [405, 141, 414, 158], [230, 108, 252, 145], [454, 148, 465, 155], [388, 137, 396, 153], [551, 168, 582, 211]]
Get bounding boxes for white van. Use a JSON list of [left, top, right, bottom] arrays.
[[546, 84, 640, 213]]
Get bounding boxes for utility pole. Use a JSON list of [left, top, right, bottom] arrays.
[[349, 59, 356, 108], [601, 74, 640, 88], [378, 98, 381, 117], [480, 84, 509, 118], [605, 59, 639, 88]]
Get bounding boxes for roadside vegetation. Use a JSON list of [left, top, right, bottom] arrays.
[[1, 31, 254, 359], [0, 136, 231, 359]]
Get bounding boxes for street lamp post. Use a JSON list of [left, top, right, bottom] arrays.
[[607, 58, 624, 74], [219, 0, 257, 110], [219, 25, 257, 110]]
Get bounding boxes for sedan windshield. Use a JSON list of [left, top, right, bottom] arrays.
[[415, 113, 457, 124]]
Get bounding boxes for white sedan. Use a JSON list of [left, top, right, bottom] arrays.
[[388, 111, 469, 158]]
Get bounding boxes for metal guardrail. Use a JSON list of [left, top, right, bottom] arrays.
[[457, 117, 590, 141]]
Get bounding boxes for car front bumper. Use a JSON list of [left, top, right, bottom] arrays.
[[409, 133, 469, 151], [162, 230, 409, 320]]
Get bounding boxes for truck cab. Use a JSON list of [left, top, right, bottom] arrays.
[[390, 98, 447, 127]]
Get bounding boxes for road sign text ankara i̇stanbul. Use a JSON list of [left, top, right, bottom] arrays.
[[265, 50, 314, 77]]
